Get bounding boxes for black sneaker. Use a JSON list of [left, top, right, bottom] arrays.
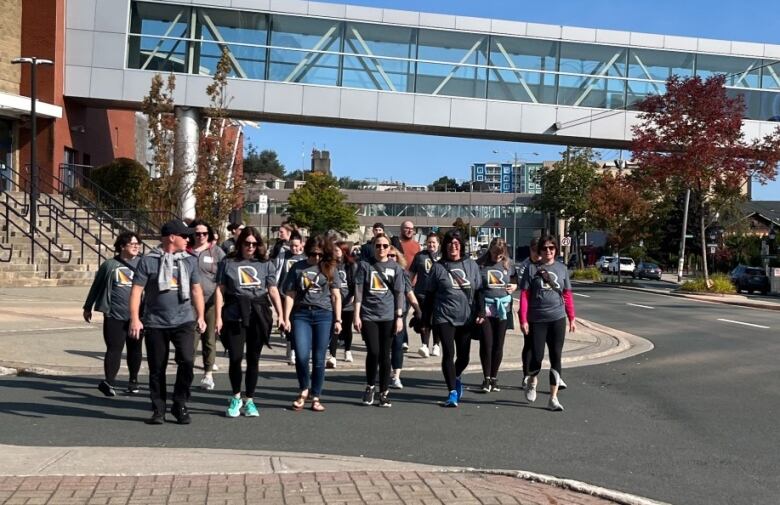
[[98, 380, 116, 397], [145, 411, 165, 425], [172, 405, 191, 425], [126, 380, 140, 395], [378, 392, 392, 408], [480, 378, 491, 393], [362, 386, 375, 406], [490, 378, 501, 392]]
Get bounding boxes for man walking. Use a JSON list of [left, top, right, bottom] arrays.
[[398, 220, 420, 270], [129, 220, 206, 425]]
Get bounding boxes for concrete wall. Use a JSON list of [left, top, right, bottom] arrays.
[[0, 0, 22, 94]]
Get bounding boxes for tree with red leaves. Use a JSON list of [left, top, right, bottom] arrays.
[[631, 74, 780, 287]]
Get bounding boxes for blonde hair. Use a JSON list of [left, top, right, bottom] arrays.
[[389, 246, 407, 269]]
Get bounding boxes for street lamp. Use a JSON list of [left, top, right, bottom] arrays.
[[491, 150, 539, 260], [12, 57, 54, 264]]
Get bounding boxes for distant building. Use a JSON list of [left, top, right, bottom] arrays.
[[311, 149, 331, 175], [470, 162, 543, 194]]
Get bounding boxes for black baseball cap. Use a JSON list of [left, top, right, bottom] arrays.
[[161, 220, 194, 237]]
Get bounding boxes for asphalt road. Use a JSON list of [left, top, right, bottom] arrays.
[[2, 285, 779, 505]]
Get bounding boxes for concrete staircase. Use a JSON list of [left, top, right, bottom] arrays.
[[0, 191, 118, 287]]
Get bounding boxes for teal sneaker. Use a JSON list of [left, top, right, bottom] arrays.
[[244, 399, 259, 417], [226, 396, 242, 418]]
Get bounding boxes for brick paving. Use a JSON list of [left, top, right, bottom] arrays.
[[0, 472, 619, 505]]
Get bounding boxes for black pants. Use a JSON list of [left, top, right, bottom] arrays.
[[521, 331, 533, 377], [362, 320, 394, 392], [528, 317, 566, 386], [433, 323, 472, 391], [329, 310, 354, 355], [479, 317, 508, 379], [144, 323, 195, 414], [103, 317, 142, 384], [224, 314, 269, 397]]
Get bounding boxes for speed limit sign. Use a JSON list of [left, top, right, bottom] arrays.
[[561, 236, 572, 247]]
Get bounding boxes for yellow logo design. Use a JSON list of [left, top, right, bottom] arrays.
[[115, 267, 133, 286], [487, 269, 505, 288], [238, 266, 261, 287]]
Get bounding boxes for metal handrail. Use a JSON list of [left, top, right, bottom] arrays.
[[0, 243, 12, 262]]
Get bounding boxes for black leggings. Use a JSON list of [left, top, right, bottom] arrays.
[[103, 317, 142, 384], [362, 320, 394, 392], [329, 310, 354, 355], [521, 331, 533, 377], [224, 314, 270, 397], [433, 323, 472, 391], [479, 317, 508, 379], [528, 317, 566, 386]]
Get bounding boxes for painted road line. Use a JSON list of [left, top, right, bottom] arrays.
[[574, 293, 591, 298], [717, 318, 770, 329], [627, 303, 655, 310]]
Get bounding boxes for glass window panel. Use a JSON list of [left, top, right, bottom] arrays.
[[131, 2, 190, 38], [761, 61, 780, 90], [628, 49, 694, 80], [626, 80, 666, 109], [269, 15, 341, 85], [197, 8, 267, 45], [559, 43, 626, 78], [487, 69, 556, 104], [557, 75, 626, 109], [489, 36, 558, 72], [697, 54, 761, 88], [342, 22, 415, 92], [760, 91, 780, 121], [725, 89, 763, 120], [417, 61, 486, 98], [416, 30, 488, 98], [198, 41, 265, 79], [127, 34, 188, 73]]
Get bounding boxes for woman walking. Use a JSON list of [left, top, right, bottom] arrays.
[[215, 227, 284, 417], [421, 230, 483, 407], [327, 242, 357, 367], [188, 219, 225, 391], [354, 234, 405, 407], [83, 232, 143, 396], [475, 238, 516, 393], [410, 233, 441, 357], [387, 246, 421, 390], [281, 235, 342, 412], [519, 236, 576, 412]]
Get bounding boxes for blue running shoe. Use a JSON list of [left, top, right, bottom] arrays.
[[444, 390, 459, 408], [226, 396, 242, 418], [244, 399, 259, 417], [455, 377, 464, 400]]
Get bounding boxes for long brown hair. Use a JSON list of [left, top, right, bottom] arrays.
[[477, 237, 510, 270], [234, 226, 268, 261], [305, 235, 337, 282]]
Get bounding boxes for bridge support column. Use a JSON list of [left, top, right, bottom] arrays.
[[174, 106, 199, 220]]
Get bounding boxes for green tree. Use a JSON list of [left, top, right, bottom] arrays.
[[286, 173, 358, 235], [285, 169, 308, 182], [244, 145, 285, 179], [141, 73, 180, 215], [531, 147, 599, 269], [337, 176, 368, 189], [89, 158, 150, 209], [428, 176, 460, 192]]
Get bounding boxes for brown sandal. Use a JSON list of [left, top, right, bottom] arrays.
[[292, 391, 308, 411], [310, 398, 325, 412]]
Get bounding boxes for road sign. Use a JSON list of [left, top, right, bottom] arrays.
[[561, 236, 572, 247], [257, 194, 268, 215]]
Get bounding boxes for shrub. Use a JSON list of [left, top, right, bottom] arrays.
[[571, 267, 602, 281], [89, 158, 150, 210], [679, 273, 736, 294]]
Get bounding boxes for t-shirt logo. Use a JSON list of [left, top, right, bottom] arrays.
[[115, 267, 133, 287], [369, 271, 389, 293], [540, 270, 561, 291], [238, 266, 262, 287], [169, 266, 179, 288], [424, 258, 433, 273], [286, 259, 298, 273], [339, 270, 348, 284], [448, 269, 471, 290], [301, 271, 322, 293], [487, 269, 506, 289]]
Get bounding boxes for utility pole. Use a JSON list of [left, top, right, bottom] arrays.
[[677, 189, 691, 283]]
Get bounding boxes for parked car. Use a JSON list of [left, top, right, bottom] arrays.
[[730, 265, 770, 294], [607, 257, 636, 274], [633, 262, 662, 280], [596, 256, 612, 271]]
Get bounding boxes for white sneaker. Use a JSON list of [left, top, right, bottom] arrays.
[[548, 396, 564, 411], [211, 364, 219, 372], [288, 349, 296, 366], [521, 376, 529, 391], [200, 375, 215, 391], [418, 345, 430, 358], [525, 383, 537, 403], [344, 350, 354, 363], [431, 344, 441, 357], [558, 378, 568, 390], [326, 355, 337, 369], [389, 377, 403, 389], [402, 342, 409, 351]]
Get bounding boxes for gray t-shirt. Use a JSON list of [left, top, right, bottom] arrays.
[[280, 252, 306, 287], [337, 263, 356, 312], [282, 261, 341, 311], [108, 256, 141, 321], [133, 253, 201, 328], [479, 260, 517, 300], [520, 261, 571, 323], [410, 250, 440, 295], [516, 258, 532, 280], [425, 259, 482, 326], [218, 258, 277, 321], [193, 245, 225, 304], [355, 260, 405, 322]]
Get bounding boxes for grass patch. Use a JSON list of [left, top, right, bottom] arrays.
[[679, 273, 736, 294], [571, 267, 602, 281]]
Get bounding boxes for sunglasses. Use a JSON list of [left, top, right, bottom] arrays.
[[388, 254, 397, 258], [540, 245, 556, 251], [376, 243, 391, 249], [194, 232, 208, 237], [308, 251, 323, 257], [177, 234, 190, 239], [243, 241, 258, 248]]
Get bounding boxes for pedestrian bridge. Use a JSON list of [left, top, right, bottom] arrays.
[[65, 0, 780, 147]]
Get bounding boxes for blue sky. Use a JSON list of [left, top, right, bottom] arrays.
[[244, 0, 780, 200]]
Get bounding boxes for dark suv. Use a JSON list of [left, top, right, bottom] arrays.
[[730, 265, 770, 295], [633, 262, 662, 280]]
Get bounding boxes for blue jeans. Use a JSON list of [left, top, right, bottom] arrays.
[[292, 308, 333, 397]]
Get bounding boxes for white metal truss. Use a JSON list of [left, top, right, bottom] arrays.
[[492, 41, 538, 103], [572, 50, 623, 107], [283, 24, 339, 83], [140, 10, 184, 70], [199, 12, 248, 78], [629, 54, 664, 95], [348, 27, 397, 92], [432, 38, 485, 96]]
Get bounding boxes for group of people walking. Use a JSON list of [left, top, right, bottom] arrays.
[[83, 218, 576, 424]]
